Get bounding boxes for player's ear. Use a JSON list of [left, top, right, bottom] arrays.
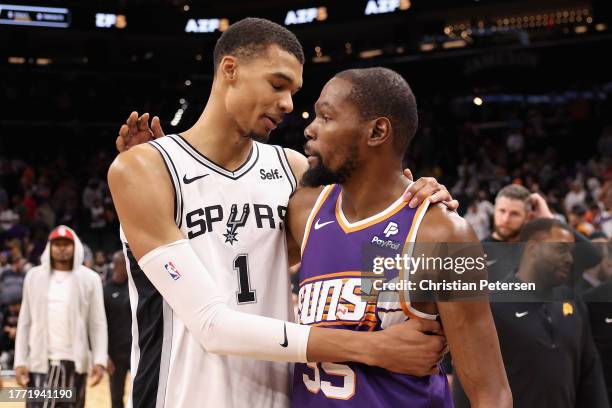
[[366, 117, 392, 147], [219, 56, 238, 82]]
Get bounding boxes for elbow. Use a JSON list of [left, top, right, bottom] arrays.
[[474, 386, 512, 408], [188, 304, 231, 356], [499, 387, 513, 408]]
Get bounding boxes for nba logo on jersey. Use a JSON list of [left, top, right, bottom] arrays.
[[383, 221, 399, 237], [164, 261, 182, 280]]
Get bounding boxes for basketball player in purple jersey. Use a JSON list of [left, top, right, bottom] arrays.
[[287, 68, 512, 407]]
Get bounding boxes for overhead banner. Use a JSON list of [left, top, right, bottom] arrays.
[[0, 4, 70, 28]]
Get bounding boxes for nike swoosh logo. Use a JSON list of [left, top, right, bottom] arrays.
[[515, 311, 529, 318], [487, 259, 498, 267], [183, 174, 209, 184], [605, 318, 612, 324], [280, 323, 288, 348], [314, 219, 335, 230]]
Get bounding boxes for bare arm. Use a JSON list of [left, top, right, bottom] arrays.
[[417, 206, 512, 407]]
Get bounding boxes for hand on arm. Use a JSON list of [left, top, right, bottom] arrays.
[[307, 318, 446, 376], [402, 170, 459, 211], [116, 111, 164, 153]]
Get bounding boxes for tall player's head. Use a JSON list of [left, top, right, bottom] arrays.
[[302, 67, 418, 187], [493, 184, 531, 242], [212, 18, 304, 142]]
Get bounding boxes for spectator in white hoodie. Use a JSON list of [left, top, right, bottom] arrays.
[[14, 225, 107, 408]]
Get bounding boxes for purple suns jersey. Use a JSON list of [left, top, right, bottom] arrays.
[[292, 184, 453, 408]]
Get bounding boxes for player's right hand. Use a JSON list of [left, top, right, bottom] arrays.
[[529, 192, 554, 220], [372, 319, 447, 376], [15, 366, 29, 387], [116, 111, 165, 153]]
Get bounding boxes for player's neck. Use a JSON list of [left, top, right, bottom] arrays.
[[181, 99, 253, 172], [340, 163, 408, 223]]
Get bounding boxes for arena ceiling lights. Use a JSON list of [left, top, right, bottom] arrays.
[[185, 18, 229, 33]]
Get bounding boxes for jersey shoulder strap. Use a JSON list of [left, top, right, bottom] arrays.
[[148, 135, 184, 227]]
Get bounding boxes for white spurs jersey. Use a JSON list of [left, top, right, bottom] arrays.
[[121, 133, 298, 408]]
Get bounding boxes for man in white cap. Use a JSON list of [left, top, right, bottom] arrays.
[[14, 225, 108, 408]]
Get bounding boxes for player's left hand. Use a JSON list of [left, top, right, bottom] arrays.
[[116, 111, 164, 153], [89, 364, 105, 386], [402, 169, 459, 211]]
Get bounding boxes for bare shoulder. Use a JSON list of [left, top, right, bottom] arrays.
[[287, 186, 325, 245], [108, 144, 162, 182], [283, 147, 307, 165], [283, 148, 308, 181], [107, 143, 179, 259], [417, 203, 478, 243], [288, 185, 325, 213]]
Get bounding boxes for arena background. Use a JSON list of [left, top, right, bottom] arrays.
[[1, 0, 611, 406]]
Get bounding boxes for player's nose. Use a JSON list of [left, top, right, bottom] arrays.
[[279, 92, 294, 114], [304, 122, 316, 140]]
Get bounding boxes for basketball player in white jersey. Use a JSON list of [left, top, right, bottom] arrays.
[[108, 18, 455, 408]]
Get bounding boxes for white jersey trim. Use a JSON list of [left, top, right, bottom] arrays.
[[402, 199, 438, 321], [272, 145, 297, 194], [149, 140, 184, 227], [168, 134, 260, 180]]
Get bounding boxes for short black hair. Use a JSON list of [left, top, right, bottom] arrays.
[[334, 67, 418, 152], [213, 18, 304, 73], [519, 218, 572, 242]]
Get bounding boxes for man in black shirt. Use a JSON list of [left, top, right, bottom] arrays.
[[583, 280, 612, 404], [482, 184, 602, 285], [576, 234, 612, 293], [104, 251, 132, 408], [489, 218, 608, 408], [481, 184, 553, 282]]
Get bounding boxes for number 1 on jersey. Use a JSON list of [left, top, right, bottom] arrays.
[[234, 254, 257, 304]]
